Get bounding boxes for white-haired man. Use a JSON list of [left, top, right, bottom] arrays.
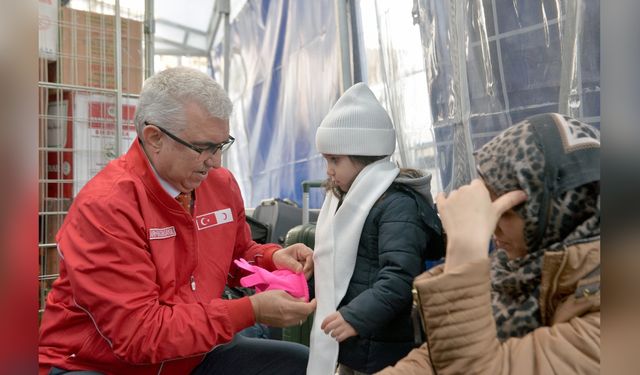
[[39, 67, 316, 375]]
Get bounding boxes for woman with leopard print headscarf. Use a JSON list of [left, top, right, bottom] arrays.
[[378, 113, 600, 375]]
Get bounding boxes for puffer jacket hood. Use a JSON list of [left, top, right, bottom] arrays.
[[392, 169, 441, 238], [394, 169, 435, 208]]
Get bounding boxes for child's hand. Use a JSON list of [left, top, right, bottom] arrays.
[[321, 311, 357, 342]]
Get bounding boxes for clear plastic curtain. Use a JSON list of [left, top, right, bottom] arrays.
[[412, 0, 600, 191], [357, 0, 443, 195]]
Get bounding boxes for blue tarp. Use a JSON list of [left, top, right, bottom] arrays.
[[213, 0, 339, 208], [214, 0, 600, 205]]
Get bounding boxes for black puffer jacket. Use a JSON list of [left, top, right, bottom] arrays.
[[337, 173, 444, 373]]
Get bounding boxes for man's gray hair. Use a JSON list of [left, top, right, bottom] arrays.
[[134, 66, 233, 135]]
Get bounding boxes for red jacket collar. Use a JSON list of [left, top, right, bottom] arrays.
[[124, 137, 183, 211]]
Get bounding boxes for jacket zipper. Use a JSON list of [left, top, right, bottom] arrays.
[[413, 286, 438, 374], [189, 211, 201, 302]]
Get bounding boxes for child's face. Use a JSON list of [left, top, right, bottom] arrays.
[[322, 154, 365, 193]]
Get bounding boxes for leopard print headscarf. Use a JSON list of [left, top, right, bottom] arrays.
[[475, 113, 600, 341]]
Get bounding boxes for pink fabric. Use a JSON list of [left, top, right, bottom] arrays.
[[233, 259, 309, 302]]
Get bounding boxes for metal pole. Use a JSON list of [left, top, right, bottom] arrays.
[[221, 0, 231, 91], [39, 82, 118, 94], [335, 0, 353, 92], [206, 13, 222, 73], [302, 180, 323, 225], [205, 0, 223, 74], [214, 0, 232, 169], [115, 0, 123, 156], [144, 0, 155, 78], [349, 0, 363, 83]]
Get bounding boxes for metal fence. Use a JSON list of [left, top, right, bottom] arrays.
[[38, 0, 145, 315]]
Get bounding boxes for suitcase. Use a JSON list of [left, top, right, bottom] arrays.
[[281, 180, 323, 346], [252, 198, 303, 245], [283, 223, 316, 249], [282, 306, 315, 346]]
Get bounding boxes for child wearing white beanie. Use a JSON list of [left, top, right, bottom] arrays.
[[307, 83, 444, 375]]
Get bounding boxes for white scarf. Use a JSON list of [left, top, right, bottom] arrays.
[[307, 159, 399, 375]]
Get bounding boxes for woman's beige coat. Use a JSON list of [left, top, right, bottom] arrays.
[[378, 240, 600, 375]]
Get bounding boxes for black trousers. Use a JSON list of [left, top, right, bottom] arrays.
[[49, 335, 309, 375]]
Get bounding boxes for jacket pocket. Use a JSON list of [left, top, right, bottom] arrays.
[[68, 329, 116, 369]]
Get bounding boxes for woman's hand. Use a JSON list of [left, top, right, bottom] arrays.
[[436, 179, 526, 272]]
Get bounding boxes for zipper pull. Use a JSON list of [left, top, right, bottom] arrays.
[[190, 275, 196, 291]]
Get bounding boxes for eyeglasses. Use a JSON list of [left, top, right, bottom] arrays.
[[144, 121, 235, 156]]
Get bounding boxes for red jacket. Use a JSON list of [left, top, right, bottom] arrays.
[[39, 140, 280, 375]]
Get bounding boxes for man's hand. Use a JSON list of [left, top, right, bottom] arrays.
[[436, 179, 527, 272], [249, 290, 316, 327], [321, 311, 357, 342], [272, 243, 314, 280]]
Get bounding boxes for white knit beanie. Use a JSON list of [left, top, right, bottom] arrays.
[[316, 82, 396, 156]]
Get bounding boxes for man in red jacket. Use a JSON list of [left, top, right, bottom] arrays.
[[39, 67, 317, 375]]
